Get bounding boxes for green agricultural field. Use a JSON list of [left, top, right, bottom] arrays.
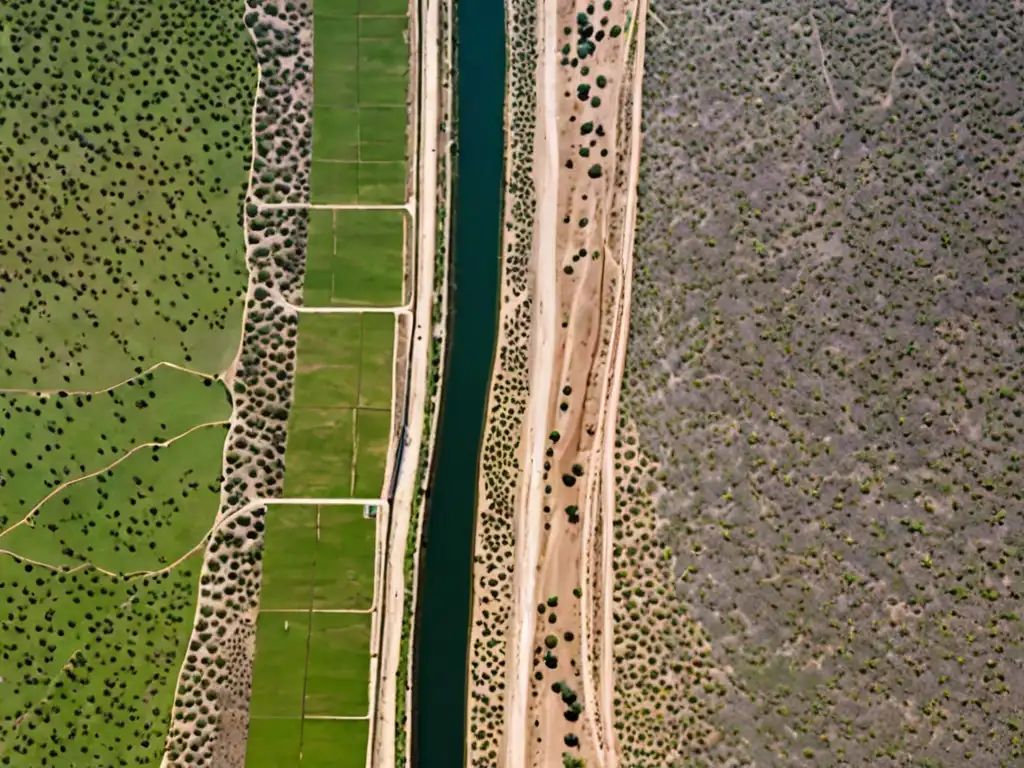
[[247, 611, 372, 765], [354, 410, 391, 498], [310, 0, 409, 204], [0, 366, 230, 529], [303, 612, 372, 716], [245, 719, 368, 768], [299, 719, 369, 768], [303, 210, 406, 307], [291, 313, 363, 406], [285, 314, 395, 499], [0, 552, 205, 765], [283, 407, 356, 497], [259, 505, 320, 609], [314, 505, 377, 610], [250, 613, 313, 719], [258, 504, 377, 612], [0, 0, 253, 391], [0, 425, 226, 574], [358, 314, 397, 408], [244, 718, 302, 768]]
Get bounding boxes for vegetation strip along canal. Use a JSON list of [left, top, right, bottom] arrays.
[[410, 0, 504, 764]]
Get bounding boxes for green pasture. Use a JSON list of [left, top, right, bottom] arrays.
[[304, 612, 372, 715], [245, 719, 302, 767], [283, 407, 357, 497], [0, 425, 226, 574], [284, 314, 395, 499], [300, 720, 369, 768], [247, 610, 373, 766], [310, 0, 409, 204], [354, 410, 391, 498], [259, 504, 377, 612], [0, 0, 252, 390], [250, 613, 313, 719], [245, 719, 368, 768], [0, 367, 229, 529], [303, 209, 406, 308], [314, 505, 378, 610], [0, 552, 205, 766]]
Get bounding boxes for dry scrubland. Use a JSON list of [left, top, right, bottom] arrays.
[[616, 1, 1024, 766]]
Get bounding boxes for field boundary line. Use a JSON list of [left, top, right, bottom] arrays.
[[260, 607, 374, 614], [248, 714, 371, 721], [291, 304, 412, 315], [0, 360, 220, 397], [260, 202, 415, 214], [268, 497, 386, 506], [0, 420, 231, 543]]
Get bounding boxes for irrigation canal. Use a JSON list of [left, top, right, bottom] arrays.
[[410, 0, 504, 763]]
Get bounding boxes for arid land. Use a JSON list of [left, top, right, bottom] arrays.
[[466, 0, 648, 766]]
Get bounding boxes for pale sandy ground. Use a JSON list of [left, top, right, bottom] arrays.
[[597, 7, 648, 760], [502, 0, 561, 763], [497, 0, 649, 766]]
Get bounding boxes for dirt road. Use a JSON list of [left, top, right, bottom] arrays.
[[503, 0, 562, 762], [598, 5, 647, 763]]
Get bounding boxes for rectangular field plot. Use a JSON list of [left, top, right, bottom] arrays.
[[302, 209, 405, 308], [357, 161, 407, 204], [313, 505, 378, 610], [259, 505, 318, 610], [310, 0, 409, 205], [283, 407, 356, 498], [358, 313, 396, 408], [300, 719, 369, 768], [303, 613, 372, 716], [244, 718, 302, 768], [290, 313, 362, 407], [250, 613, 312, 718], [260, 504, 377, 612], [285, 312, 396, 501], [353, 409, 391, 498]]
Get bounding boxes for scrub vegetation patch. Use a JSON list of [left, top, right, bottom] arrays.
[[619, 1, 1024, 765]]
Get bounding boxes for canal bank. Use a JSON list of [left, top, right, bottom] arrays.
[[410, 0, 505, 764]]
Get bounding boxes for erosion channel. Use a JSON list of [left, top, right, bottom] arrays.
[[411, 0, 505, 765]]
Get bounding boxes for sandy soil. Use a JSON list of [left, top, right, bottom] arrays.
[[492, 0, 649, 766]]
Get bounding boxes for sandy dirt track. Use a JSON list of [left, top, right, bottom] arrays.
[[502, 0, 562, 762]]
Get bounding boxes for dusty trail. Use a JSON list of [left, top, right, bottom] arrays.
[[0, 360, 219, 397], [597, 3, 648, 763], [0, 419, 230, 542], [504, 0, 561, 763]]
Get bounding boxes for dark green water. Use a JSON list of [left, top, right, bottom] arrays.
[[410, 0, 505, 765]]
